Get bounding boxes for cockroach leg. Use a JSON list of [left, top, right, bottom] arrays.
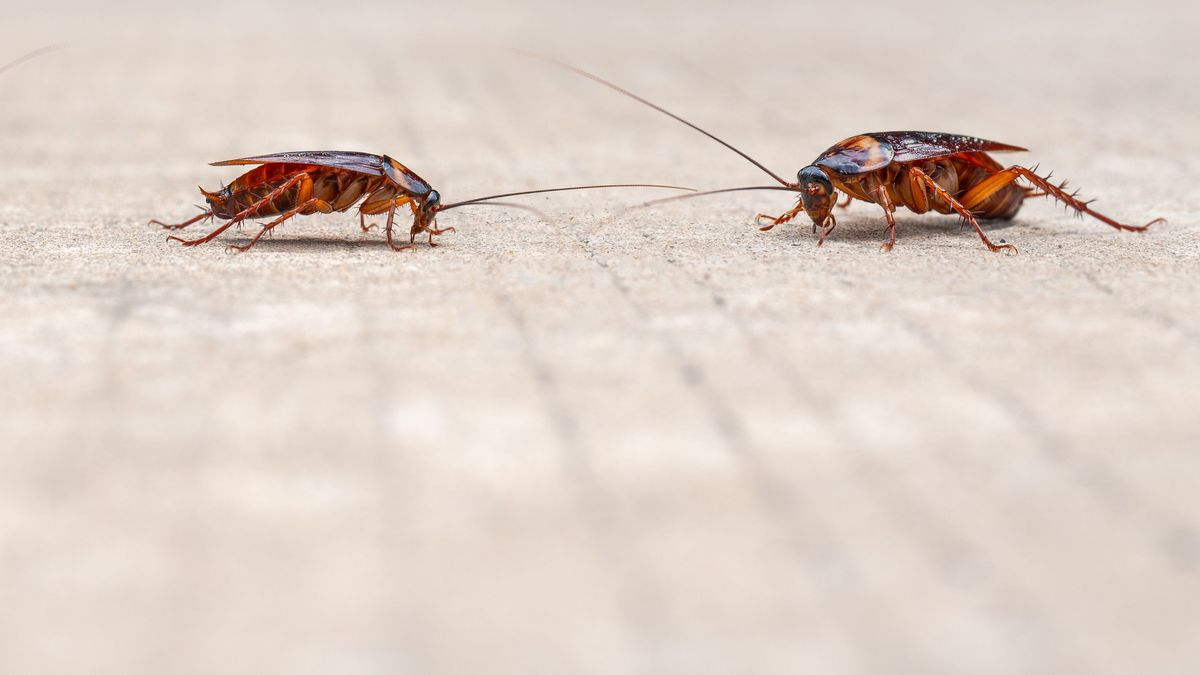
[[383, 205, 414, 252], [359, 213, 377, 233], [425, 222, 457, 247], [961, 166, 1164, 232], [815, 214, 837, 247], [873, 185, 898, 252], [170, 226, 228, 247], [424, 225, 457, 247], [149, 210, 213, 231], [226, 198, 333, 253], [756, 205, 803, 232], [909, 167, 1017, 254], [168, 173, 311, 247], [837, 193, 853, 209]]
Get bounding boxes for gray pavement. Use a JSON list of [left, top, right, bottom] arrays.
[[2, 1, 1198, 673]]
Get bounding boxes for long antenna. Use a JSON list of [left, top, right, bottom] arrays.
[[437, 183, 693, 211], [0, 44, 67, 78], [628, 185, 799, 211], [440, 201, 552, 221], [516, 49, 792, 188]]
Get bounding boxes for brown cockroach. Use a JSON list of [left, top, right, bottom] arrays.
[[151, 151, 690, 252], [538, 58, 1163, 253]]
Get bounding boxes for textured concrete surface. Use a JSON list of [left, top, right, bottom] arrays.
[[2, 1, 1198, 673]]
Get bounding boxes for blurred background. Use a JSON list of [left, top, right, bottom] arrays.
[[1, 1, 1198, 673]]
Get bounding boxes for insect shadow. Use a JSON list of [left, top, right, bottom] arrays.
[[213, 202, 556, 252], [216, 236, 392, 251], [792, 210, 1020, 245]]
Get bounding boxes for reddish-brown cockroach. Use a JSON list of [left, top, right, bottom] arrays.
[[538, 58, 1163, 253], [151, 151, 690, 252]]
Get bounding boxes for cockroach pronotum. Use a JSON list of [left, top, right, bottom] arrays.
[[532, 56, 1163, 253], [151, 151, 691, 252]]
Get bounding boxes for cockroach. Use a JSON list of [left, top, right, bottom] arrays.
[[535, 57, 1163, 253], [150, 151, 690, 252]]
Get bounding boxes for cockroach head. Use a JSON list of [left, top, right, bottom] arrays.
[[797, 166, 833, 197], [425, 190, 441, 211], [796, 165, 835, 225]]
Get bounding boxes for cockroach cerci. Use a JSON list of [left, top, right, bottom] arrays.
[[151, 151, 689, 252], [535, 57, 1163, 253]]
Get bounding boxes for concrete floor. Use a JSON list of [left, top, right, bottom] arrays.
[[1, 1, 1198, 673]]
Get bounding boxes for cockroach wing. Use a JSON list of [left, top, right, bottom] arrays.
[[814, 132, 1027, 176], [870, 132, 1027, 163], [212, 151, 390, 175], [213, 151, 433, 197], [813, 135, 897, 175]]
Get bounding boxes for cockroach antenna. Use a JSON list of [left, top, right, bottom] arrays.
[[0, 44, 67, 78], [513, 49, 793, 188], [435, 183, 695, 211]]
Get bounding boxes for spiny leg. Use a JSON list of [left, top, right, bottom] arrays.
[[415, 221, 457, 247], [959, 165, 1164, 232], [168, 215, 241, 248], [872, 184, 898, 253], [815, 213, 838, 247], [226, 198, 333, 253], [150, 210, 212, 231], [909, 167, 1017, 254], [384, 206, 415, 252], [359, 212, 377, 233], [168, 173, 311, 247], [406, 200, 454, 248], [406, 221, 438, 247], [427, 226, 456, 247], [756, 204, 803, 232]]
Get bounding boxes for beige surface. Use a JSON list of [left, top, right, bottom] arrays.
[[2, 1, 1199, 673]]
